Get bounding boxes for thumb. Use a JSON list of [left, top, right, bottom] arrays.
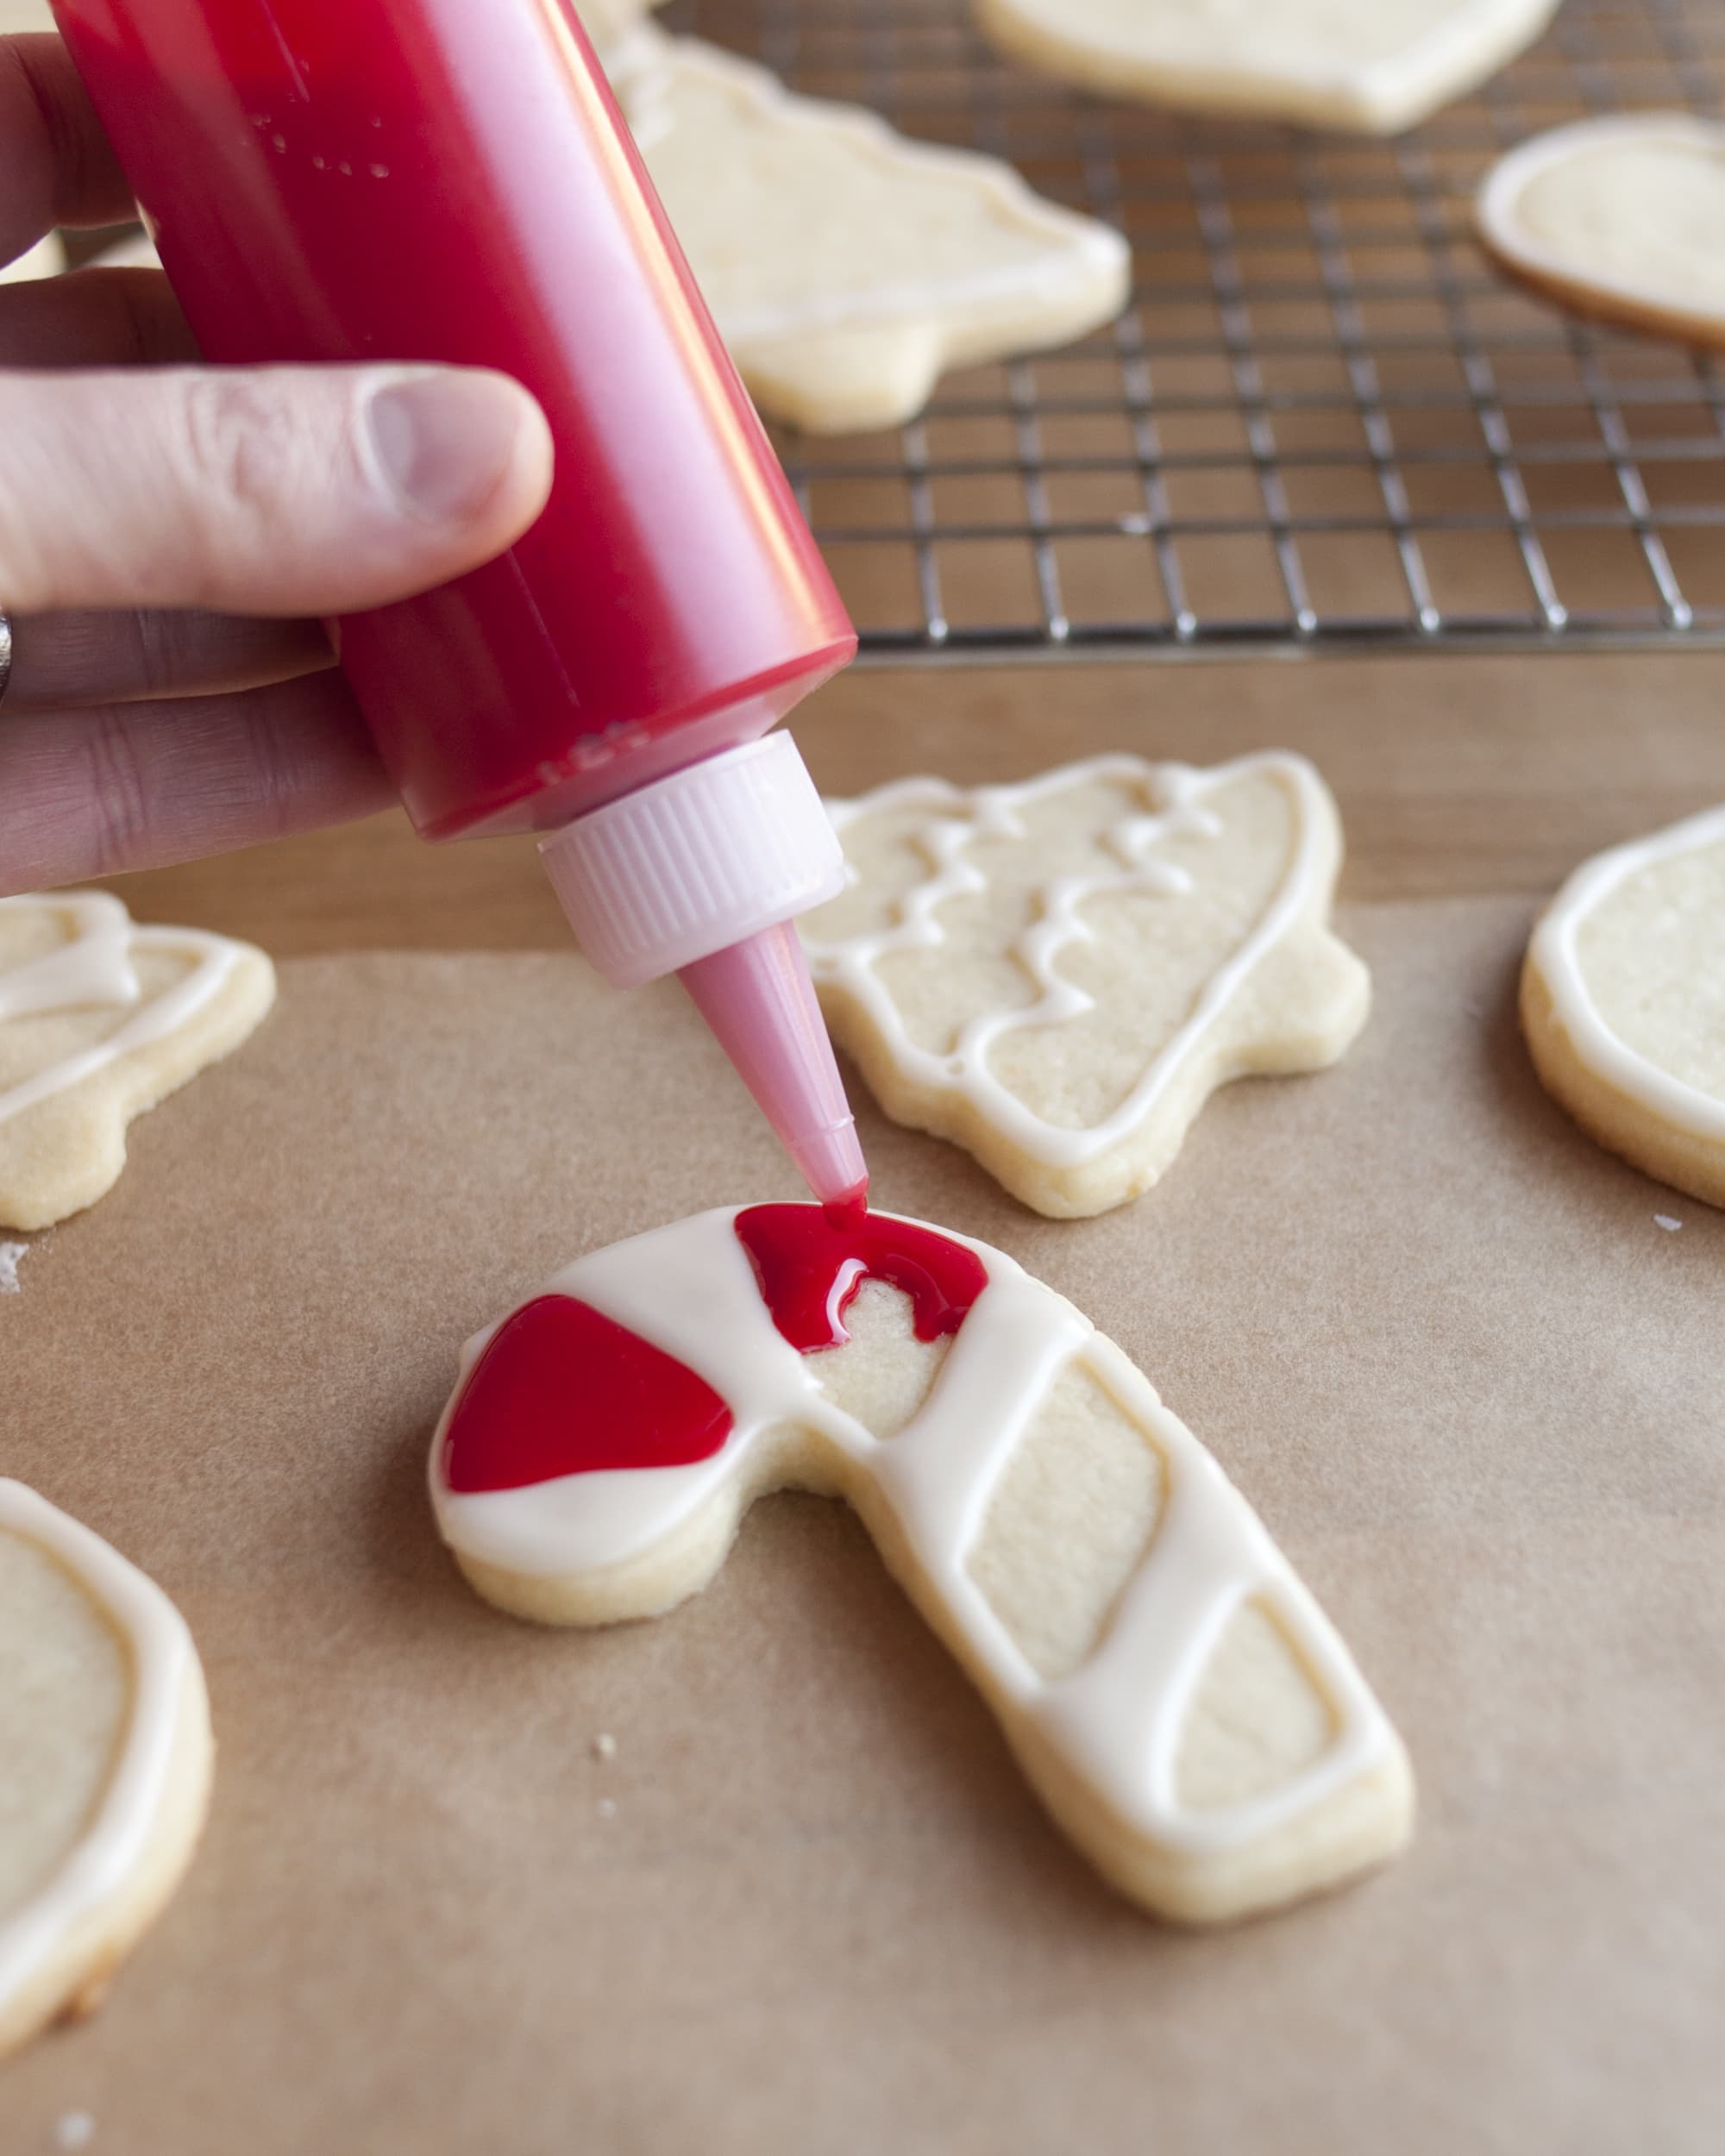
[[0, 363, 554, 616]]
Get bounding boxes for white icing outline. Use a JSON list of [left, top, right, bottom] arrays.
[[0, 890, 243, 1128], [1476, 114, 1725, 335], [429, 1206, 1399, 1862], [620, 29, 1128, 345], [977, 0, 1559, 134], [1530, 802, 1725, 1144], [0, 1480, 194, 2015], [801, 751, 1335, 1169]]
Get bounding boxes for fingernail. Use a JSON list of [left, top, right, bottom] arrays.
[[364, 370, 529, 523]]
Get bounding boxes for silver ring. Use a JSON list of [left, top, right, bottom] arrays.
[[0, 611, 10, 709]]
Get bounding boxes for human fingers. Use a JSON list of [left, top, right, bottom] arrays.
[[4, 606, 333, 711], [0, 672, 395, 890], [0, 34, 135, 266], [0, 362, 555, 615], [0, 265, 198, 367]]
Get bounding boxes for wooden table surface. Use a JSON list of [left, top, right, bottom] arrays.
[[98, 647, 1725, 948]]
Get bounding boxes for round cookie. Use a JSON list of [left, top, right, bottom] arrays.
[[0, 1482, 213, 2059], [1521, 805, 1725, 1209], [1477, 114, 1725, 351]]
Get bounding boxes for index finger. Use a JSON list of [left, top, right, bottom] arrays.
[[0, 32, 136, 268]]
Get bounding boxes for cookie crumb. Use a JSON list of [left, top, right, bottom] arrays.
[[1653, 1214, 1683, 1232], [597, 1796, 618, 1820], [0, 1242, 25, 1294], [593, 1732, 617, 1762], [53, 2115, 95, 2151]]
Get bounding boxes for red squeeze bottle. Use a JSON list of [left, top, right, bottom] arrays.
[[52, 0, 869, 1211]]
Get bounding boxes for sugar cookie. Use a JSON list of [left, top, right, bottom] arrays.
[[0, 890, 275, 1230], [575, 0, 660, 56], [617, 30, 1128, 433], [0, 1482, 212, 2059], [800, 752, 1367, 1219], [974, 0, 1559, 135], [430, 1205, 1413, 1925], [1477, 115, 1725, 352], [1521, 805, 1725, 1210]]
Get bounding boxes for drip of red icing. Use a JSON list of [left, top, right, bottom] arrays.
[[822, 1179, 870, 1233], [735, 1202, 988, 1353], [442, 1295, 733, 1493]]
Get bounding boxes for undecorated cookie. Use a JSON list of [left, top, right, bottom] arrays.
[[1477, 115, 1725, 351], [0, 890, 275, 1230], [1521, 804, 1725, 1209], [800, 751, 1368, 1218], [430, 1204, 1413, 1925], [0, 1481, 212, 2059], [617, 30, 1129, 432], [974, 0, 1560, 135]]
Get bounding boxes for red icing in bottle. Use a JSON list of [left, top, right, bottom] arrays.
[[443, 1297, 733, 1493], [735, 1204, 988, 1354]]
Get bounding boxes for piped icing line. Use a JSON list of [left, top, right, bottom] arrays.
[[0, 891, 243, 1127], [1530, 803, 1725, 1143], [618, 29, 1129, 344], [429, 1206, 1401, 1862], [0, 1480, 196, 2014], [802, 751, 1336, 1169]]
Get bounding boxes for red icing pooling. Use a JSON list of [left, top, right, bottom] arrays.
[[735, 1203, 988, 1354], [442, 1297, 733, 1493]]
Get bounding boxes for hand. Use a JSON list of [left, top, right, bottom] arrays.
[[0, 32, 555, 893]]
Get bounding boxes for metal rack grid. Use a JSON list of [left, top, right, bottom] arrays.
[[665, 0, 1725, 654]]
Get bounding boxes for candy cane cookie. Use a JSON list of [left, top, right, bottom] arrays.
[[430, 1205, 1412, 1925]]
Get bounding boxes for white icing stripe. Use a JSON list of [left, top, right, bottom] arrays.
[[802, 751, 1333, 1169], [430, 1207, 1399, 1861], [620, 30, 1128, 345], [0, 891, 243, 1128], [0, 1480, 194, 2015], [0, 893, 138, 1020], [1530, 804, 1725, 1144]]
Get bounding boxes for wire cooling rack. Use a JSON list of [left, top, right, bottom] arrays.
[[663, 0, 1725, 654]]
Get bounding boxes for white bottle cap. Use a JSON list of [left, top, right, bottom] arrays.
[[538, 732, 846, 989]]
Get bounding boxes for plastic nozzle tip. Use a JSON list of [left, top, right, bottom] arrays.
[[678, 922, 869, 1209]]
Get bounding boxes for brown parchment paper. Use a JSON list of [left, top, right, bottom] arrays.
[[2, 898, 1722, 2154]]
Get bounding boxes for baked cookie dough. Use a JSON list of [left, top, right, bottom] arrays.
[[616, 30, 1129, 433], [1477, 114, 1725, 351], [1521, 805, 1725, 1209], [0, 1482, 212, 2059], [0, 890, 275, 1230], [974, 0, 1560, 135], [574, 0, 661, 58], [430, 1204, 1413, 1926], [801, 751, 1368, 1218]]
